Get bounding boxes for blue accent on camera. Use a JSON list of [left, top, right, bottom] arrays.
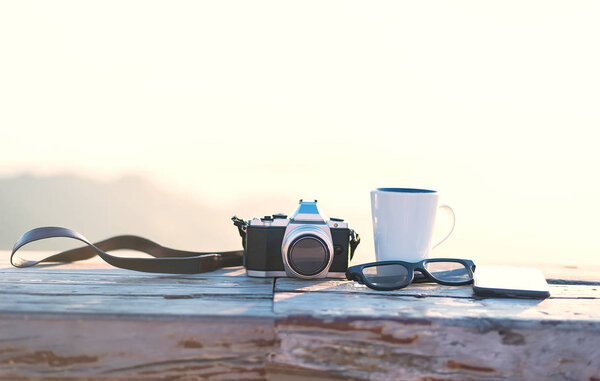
[[299, 203, 320, 214]]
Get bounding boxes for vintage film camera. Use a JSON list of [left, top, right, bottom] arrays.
[[232, 200, 360, 279]]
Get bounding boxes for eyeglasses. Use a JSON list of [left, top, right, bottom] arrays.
[[346, 258, 476, 291]]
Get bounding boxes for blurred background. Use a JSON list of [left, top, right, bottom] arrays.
[[1, 0, 598, 265]]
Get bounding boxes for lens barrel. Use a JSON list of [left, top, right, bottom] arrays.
[[287, 235, 330, 276], [281, 223, 335, 279]]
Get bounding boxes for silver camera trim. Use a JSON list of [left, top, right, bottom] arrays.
[[248, 217, 289, 227], [248, 217, 348, 229], [246, 270, 346, 278]]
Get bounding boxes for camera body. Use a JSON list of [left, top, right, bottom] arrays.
[[240, 200, 356, 278]]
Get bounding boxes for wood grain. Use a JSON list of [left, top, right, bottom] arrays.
[[275, 278, 600, 299], [274, 292, 600, 328], [1, 251, 600, 380], [0, 270, 273, 297], [273, 279, 600, 380], [0, 315, 275, 381], [0, 265, 274, 318], [272, 317, 600, 380]]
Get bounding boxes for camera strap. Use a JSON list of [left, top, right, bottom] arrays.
[[11, 223, 360, 274], [10, 227, 244, 274]]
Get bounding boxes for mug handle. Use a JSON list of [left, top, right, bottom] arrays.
[[432, 204, 455, 249]]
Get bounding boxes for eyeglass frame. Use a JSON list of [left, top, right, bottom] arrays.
[[345, 258, 476, 291]]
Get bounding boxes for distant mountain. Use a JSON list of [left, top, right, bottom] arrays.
[[0, 174, 243, 252]]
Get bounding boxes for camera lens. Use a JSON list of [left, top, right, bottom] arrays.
[[287, 235, 330, 276]]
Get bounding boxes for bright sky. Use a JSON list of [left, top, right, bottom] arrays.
[[1, 1, 599, 265]]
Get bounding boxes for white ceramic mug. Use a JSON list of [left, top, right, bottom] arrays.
[[370, 188, 455, 262]]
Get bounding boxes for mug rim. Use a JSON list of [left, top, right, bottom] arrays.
[[375, 188, 437, 193]]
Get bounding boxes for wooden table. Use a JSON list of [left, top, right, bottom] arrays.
[[1, 253, 599, 380]]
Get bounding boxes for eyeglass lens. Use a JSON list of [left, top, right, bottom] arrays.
[[424, 261, 471, 283], [362, 264, 410, 288]]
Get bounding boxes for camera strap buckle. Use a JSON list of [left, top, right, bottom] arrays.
[[349, 229, 360, 260], [231, 216, 247, 250]]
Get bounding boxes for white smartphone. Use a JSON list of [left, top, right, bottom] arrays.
[[473, 265, 550, 299]]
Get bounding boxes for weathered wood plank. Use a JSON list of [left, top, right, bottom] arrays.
[[0, 271, 273, 297], [0, 293, 273, 318], [0, 315, 275, 381], [273, 284, 600, 380], [0, 263, 274, 318], [274, 292, 600, 328], [1, 251, 600, 381], [272, 317, 600, 381], [0, 262, 250, 278], [0, 283, 271, 298], [275, 278, 600, 299], [273, 271, 600, 380]]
